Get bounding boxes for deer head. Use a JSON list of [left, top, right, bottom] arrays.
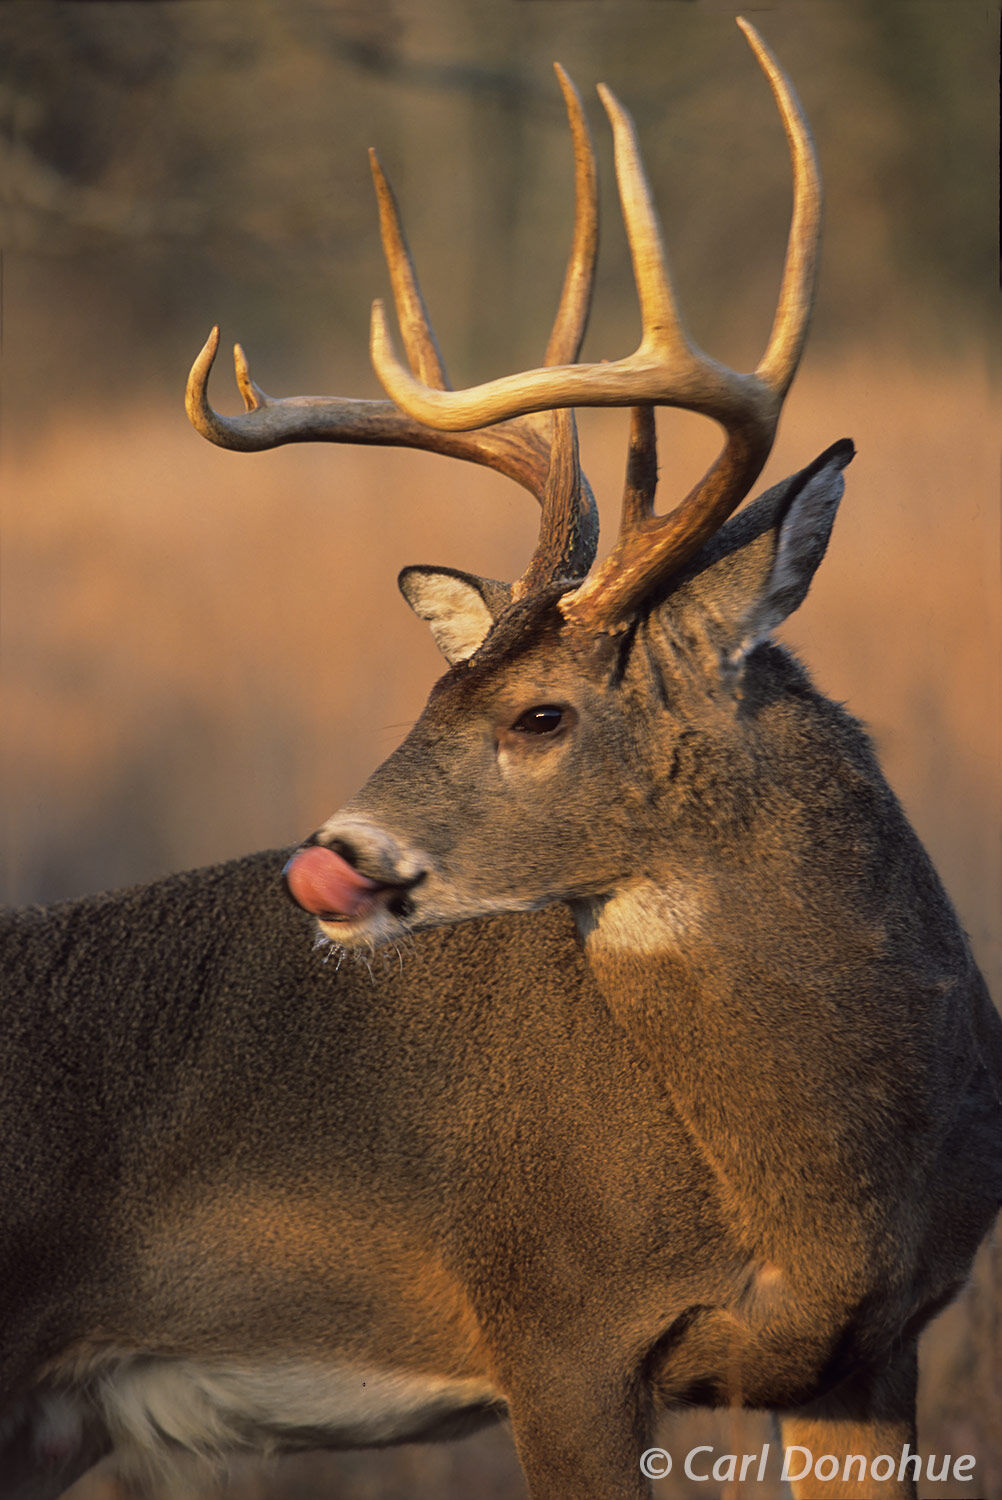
[[188, 19, 851, 957]]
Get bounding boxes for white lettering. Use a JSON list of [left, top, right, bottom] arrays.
[[757, 1442, 770, 1481], [678, 1444, 972, 1489], [684, 1445, 713, 1481], [897, 1443, 921, 1481], [639, 1448, 672, 1480], [711, 1453, 737, 1483], [781, 1445, 813, 1483], [738, 1447, 768, 1482], [843, 1454, 867, 1484]]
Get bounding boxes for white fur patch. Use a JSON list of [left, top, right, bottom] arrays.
[[29, 1353, 501, 1481], [399, 571, 494, 665], [102, 1354, 499, 1450], [574, 881, 702, 955]]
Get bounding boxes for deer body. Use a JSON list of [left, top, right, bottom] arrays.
[[4, 471, 999, 1500], [4, 20, 1000, 1499], [298, 459, 1002, 1420]]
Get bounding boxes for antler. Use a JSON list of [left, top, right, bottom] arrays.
[[186, 65, 600, 590], [370, 18, 821, 632]]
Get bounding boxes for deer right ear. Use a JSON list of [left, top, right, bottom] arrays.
[[398, 566, 512, 665]]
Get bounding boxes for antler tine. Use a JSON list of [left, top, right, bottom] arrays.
[[513, 63, 599, 598], [371, 66, 598, 400], [368, 133, 597, 581], [513, 406, 591, 600], [369, 150, 451, 391], [621, 406, 659, 532], [738, 16, 821, 398], [544, 63, 600, 369], [594, 85, 688, 361]]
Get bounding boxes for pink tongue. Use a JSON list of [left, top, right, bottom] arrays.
[[285, 845, 382, 919]]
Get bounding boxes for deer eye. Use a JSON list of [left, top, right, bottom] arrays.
[[510, 705, 565, 735]]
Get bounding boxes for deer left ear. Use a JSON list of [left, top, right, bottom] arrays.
[[672, 439, 854, 664], [398, 566, 513, 665], [736, 438, 854, 654]]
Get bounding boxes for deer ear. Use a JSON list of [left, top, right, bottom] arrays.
[[670, 440, 854, 663], [398, 566, 513, 665], [736, 438, 853, 653]]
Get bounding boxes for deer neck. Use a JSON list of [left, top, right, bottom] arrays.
[[569, 859, 928, 1276], [572, 877, 753, 1168]]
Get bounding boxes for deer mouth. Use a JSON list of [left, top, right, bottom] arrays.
[[283, 845, 414, 931]]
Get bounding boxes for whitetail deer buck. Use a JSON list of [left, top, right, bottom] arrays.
[[2, 18, 999, 1500]]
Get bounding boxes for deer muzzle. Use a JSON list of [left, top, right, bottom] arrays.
[[283, 845, 388, 921], [283, 821, 427, 931]]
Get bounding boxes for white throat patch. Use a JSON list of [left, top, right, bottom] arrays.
[[574, 881, 702, 955]]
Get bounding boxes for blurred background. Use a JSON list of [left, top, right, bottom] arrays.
[[1, 1, 998, 1496]]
